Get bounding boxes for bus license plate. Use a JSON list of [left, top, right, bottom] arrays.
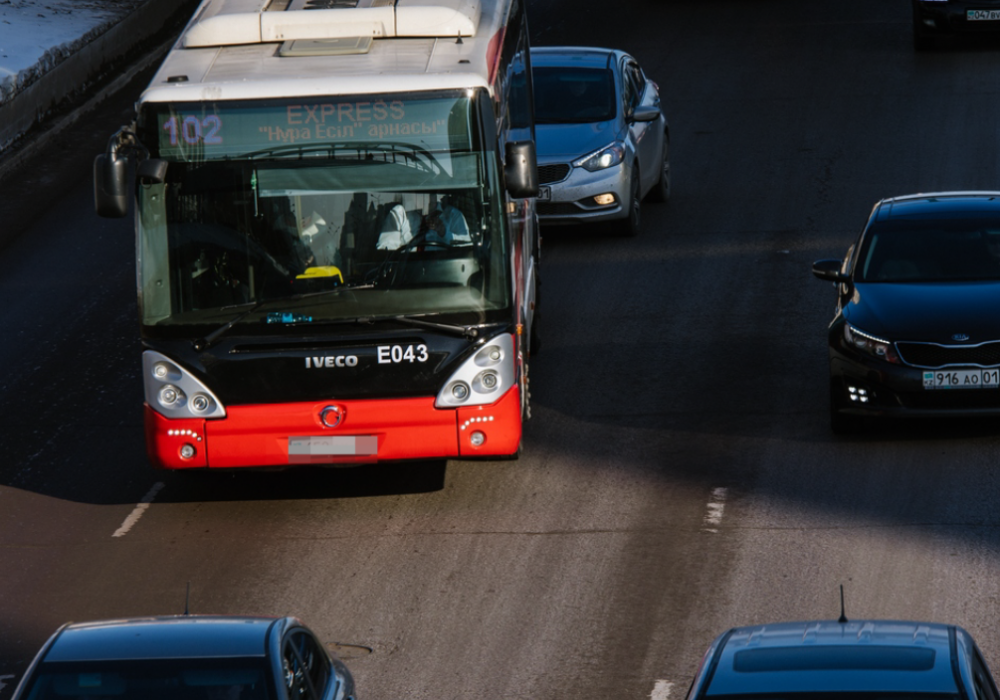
[[923, 369, 1000, 389], [537, 186, 551, 202], [288, 436, 377, 460], [968, 9, 1000, 20]]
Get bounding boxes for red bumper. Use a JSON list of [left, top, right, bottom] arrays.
[[144, 385, 521, 470]]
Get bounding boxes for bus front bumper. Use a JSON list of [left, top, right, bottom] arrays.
[[144, 385, 522, 470]]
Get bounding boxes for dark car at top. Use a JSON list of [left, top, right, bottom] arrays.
[[913, 0, 1000, 50], [531, 46, 670, 237], [687, 618, 999, 700], [9, 615, 356, 700], [813, 192, 1000, 433]]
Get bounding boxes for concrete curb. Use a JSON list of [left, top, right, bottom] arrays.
[[0, 0, 198, 156]]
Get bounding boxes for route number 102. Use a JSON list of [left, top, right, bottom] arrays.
[[163, 115, 223, 146]]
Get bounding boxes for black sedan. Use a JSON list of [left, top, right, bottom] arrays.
[[9, 615, 357, 700], [813, 192, 1000, 433], [688, 618, 999, 700], [913, 0, 1000, 50]]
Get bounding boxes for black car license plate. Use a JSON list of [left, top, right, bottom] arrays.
[[923, 369, 1000, 389], [968, 9, 1000, 20]]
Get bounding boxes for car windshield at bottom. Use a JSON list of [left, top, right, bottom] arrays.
[[20, 657, 274, 700]]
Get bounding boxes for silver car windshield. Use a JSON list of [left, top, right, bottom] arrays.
[[533, 67, 616, 124]]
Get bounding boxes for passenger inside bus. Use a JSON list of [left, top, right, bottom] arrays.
[[426, 196, 471, 245], [376, 203, 414, 250], [376, 198, 470, 250]]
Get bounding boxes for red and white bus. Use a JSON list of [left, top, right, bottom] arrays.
[[95, 0, 539, 469]]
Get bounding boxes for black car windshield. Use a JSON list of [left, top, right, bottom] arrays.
[[858, 219, 1000, 282], [706, 694, 959, 700], [20, 657, 274, 699], [533, 67, 616, 123]]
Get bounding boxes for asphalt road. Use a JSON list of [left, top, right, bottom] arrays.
[[5, 1, 1000, 699]]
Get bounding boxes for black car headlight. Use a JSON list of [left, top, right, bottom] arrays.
[[843, 324, 900, 364], [574, 143, 625, 172]]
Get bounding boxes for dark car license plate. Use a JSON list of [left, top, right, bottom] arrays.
[[968, 9, 1000, 20], [923, 369, 1000, 389]]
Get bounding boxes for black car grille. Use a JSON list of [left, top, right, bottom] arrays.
[[538, 164, 571, 185], [538, 202, 584, 217], [896, 341, 1000, 368]]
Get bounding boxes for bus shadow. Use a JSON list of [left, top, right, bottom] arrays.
[[155, 460, 448, 503]]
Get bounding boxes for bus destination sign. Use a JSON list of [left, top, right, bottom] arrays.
[[152, 96, 471, 160]]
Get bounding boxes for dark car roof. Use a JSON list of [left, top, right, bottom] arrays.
[[877, 191, 1000, 221], [704, 620, 960, 696], [43, 616, 280, 662]]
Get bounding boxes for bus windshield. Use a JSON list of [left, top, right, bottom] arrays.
[[135, 92, 510, 331]]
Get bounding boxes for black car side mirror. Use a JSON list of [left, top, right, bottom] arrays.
[[812, 258, 849, 283]]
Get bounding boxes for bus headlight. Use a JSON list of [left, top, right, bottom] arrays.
[[435, 333, 516, 408], [190, 394, 212, 413], [158, 385, 185, 407], [143, 350, 227, 419]]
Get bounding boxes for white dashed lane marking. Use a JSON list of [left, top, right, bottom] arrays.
[[112, 482, 165, 538], [703, 487, 728, 532], [651, 680, 674, 700], [0, 674, 16, 694]]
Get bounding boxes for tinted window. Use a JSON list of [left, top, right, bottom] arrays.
[[972, 649, 998, 700], [705, 694, 959, 700], [733, 647, 936, 673], [858, 219, 1000, 282], [283, 631, 329, 700], [20, 658, 274, 700], [624, 61, 644, 112], [533, 67, 616, 124]]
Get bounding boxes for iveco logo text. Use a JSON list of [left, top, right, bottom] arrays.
[[305, 355, 358, 368], [952, 334, 971, 342]]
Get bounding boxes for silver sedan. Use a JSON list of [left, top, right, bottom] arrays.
[[531, 46, 670, 236]]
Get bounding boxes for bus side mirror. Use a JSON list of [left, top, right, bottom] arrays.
[[94, 152, 129, 218], [137, 158, 168, 185], [504, 140, 539, 199]]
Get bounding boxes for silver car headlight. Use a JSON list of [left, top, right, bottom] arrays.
[[574, 142, 625, 172], [143, 350, 227, 419], [435, 334, 516, 408]]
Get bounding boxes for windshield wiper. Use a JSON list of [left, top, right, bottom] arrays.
[[361, 314, 480, 340], [193, 283, 375, 351]]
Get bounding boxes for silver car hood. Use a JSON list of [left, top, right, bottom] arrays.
[[535, 121, 624, 161]]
